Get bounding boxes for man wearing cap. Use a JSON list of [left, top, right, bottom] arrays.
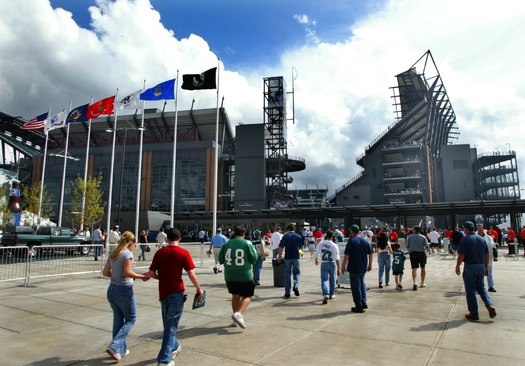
[[455, 221, 496, 321], [342, 225, 373, 313]]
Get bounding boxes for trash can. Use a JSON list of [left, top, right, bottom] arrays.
[[272, 258, 285, 287]]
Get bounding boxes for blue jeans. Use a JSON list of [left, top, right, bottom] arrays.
[[107, 284, 137, 355], [463, 264, 492, 317], [139, 245, 147, 260], [349, 273, 367, 308], [284, 258, 301, 295], [377, 253, 391, 284], [487, 263, 494, 288], [253, 256, 264, 285], [320, 262, 337, 297], [94, 241, 102, 259], [158, 291, 185, 363]]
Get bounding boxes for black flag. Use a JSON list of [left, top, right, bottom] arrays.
[[181, 68, 217, 90]]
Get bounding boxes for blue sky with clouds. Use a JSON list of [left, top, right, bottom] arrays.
[[1, 0, 525, 194]]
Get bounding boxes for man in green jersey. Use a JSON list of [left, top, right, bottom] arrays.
[[219, 226, 258, 329]]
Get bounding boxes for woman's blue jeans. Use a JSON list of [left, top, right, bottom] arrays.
[[377, 252, 391, 284], [253, 256, 264, 285], [107, 283, 137, 355]]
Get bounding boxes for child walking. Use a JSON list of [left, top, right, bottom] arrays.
[[392, 243, 405, 290]]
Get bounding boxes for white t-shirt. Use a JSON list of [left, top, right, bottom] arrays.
[[271, 231, 283, 250], [429, 230, 440, 244], [156, 231, 167, 246], [314, 239, 340, 263], [108, 230, 120, 244]]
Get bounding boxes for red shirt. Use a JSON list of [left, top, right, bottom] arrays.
[[389, 231, 398, 242], [508, 229, 516, 241], [313, 229, 323, 239], [445, 229, 453, 238], [149, 245, 195, 301], [520, 229, 525, 240]]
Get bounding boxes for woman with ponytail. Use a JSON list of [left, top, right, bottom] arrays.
[[103, 231, 150, 362]]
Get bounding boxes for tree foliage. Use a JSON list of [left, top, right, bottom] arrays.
[[0, 183, 13, 228], [66, 175, 105, 229], [21, 181, 53, 225]]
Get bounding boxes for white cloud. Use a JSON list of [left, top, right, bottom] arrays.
[[293, 14, 309, 25], [1, 0, 524, 196]]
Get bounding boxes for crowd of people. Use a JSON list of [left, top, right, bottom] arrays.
[[100, 221, 507, 365]]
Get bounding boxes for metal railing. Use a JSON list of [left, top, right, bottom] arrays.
[[1, 241, 211, 287]]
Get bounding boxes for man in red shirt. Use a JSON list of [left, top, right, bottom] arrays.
[[145, 228, 203, 366], [389, 229, 398, 243], [313, 227, 323, 244], [520, 226, 525, 247]]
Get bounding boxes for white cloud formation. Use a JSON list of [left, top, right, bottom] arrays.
[[1, 0, 524, 196]]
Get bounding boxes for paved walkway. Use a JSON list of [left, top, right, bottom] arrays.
[[0, 250, 524, 366]]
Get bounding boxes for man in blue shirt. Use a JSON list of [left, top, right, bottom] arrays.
[[278, 224, 303, 298], [342, 225, 373, 313], [456, 221, 496, 321], [209, 228, 228, 274]]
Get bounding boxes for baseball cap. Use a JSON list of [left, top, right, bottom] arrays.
[[463, 221, 474, 229], [350, 224, 360, 233]]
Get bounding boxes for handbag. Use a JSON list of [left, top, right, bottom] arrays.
[[145, 245, 151, 252], [256, 238, 270, 257]]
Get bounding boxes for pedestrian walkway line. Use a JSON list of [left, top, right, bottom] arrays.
[[424, 283, 464, 366]]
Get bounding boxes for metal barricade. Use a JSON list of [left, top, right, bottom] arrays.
[[0, 246, 31, 287]]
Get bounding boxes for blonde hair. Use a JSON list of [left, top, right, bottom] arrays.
[[109, 231, 136, 261]]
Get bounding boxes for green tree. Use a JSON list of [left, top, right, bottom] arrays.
[[66, 175, 105, 229], [0, 183, 13, 228], [21, 181, 53, 225]]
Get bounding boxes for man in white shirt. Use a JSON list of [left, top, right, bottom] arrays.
[[271, 227, 283, 259], [156, 227, 167, 247], [108, 226, 120, 245], [428, 228, 441, 255]]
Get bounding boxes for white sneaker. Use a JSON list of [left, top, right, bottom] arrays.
[[123, 349, 130, 357], [158, 361, 175, 366], [172, 344, 182, 357], [420, 282, 427, 288], [231, 312, 246, 329]]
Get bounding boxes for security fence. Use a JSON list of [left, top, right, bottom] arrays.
[[0, 241, 211, 287]]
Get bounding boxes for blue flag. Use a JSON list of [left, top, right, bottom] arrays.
[[140, 79, 176, 100], [67, 104, 89, 122]]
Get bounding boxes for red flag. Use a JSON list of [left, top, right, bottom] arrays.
[[87, 95, 115, 119]]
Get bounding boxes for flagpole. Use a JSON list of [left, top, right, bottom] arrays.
[[38, 108, 51, 224], [213, 59, 220, 235], [58, 102, 72, 227], [134, 82, 146, 236], [80, 96, 94, 232], [106, 89, 120, 241], [170, 71, 180, 228]]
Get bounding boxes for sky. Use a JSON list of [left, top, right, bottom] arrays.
[[1, 0, 525, 196]]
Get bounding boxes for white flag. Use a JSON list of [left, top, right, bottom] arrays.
[[44, 110, 67, 135], [118, 89, 142, 110]]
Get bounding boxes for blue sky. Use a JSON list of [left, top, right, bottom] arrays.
[[1, 0, 525, 194], [49, 0, 381, 69]]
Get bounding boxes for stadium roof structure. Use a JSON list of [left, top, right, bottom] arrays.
[[0, 110, 52, 163], [357, 50, 459, 167], [45, 106, 236, 155], [173, 198, 525, 224]]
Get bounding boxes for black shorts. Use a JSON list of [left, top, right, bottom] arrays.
[[430, 242, 440, 247], [393, 270, 404, 275], [409, 252, 427, 269], [226, 280, 256, 297]]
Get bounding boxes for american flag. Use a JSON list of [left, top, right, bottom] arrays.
[[20, 112, 48, 130]]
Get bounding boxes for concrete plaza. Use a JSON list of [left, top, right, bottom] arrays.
[[0, 249, 524, 366]]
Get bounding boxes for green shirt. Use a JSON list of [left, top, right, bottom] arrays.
[[218, 237, 258, 282]]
